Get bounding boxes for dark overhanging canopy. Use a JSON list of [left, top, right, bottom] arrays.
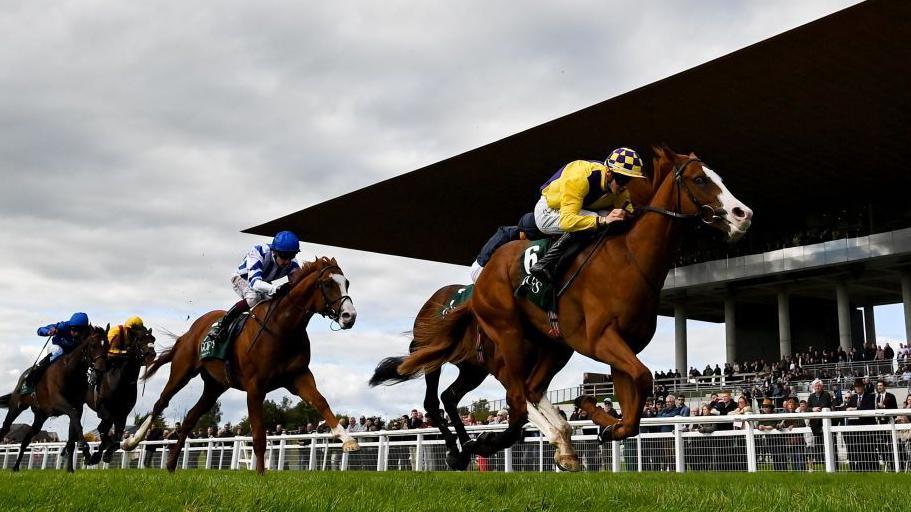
[[247, 0, 911, 267]]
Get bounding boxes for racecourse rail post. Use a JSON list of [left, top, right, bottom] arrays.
[[504, 446, 513, 472], [890, 417, 900, 473], [611, 440, 621, 473], [636, 436, 643, 472], [415, 434, 423, 471], [822, 413, 835, 473], [182, 441, 190, 469], [674, 423, 685, 473], [538, 433, 544, 472], [277, 436, 286, 471], [308, 436, 318, 471], [744, 420, 757, 472], [205, 440, 213, 469]]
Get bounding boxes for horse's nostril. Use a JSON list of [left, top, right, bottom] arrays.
[[732, 207, 745, 218]]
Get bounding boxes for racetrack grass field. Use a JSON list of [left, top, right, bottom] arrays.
[[0, 470, 903, 511]]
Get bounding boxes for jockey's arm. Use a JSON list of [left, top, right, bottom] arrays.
[[558, 178, 599, 232], [37, 322, 65, 337]]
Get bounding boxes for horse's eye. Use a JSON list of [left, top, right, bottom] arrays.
[[693, 176, 707, 186]]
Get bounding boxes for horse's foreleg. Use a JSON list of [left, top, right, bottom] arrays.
[[291, 371, 359, 453], [245, 388, 267, 475], [89, 418, 113, 466], [586, 328, 651, 441], [12, 413, 47, 472], [104, 416, 127, 464], [65, 407, 85, 473]]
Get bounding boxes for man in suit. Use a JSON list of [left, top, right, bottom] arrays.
[[844, 378, 876, 471], [873, 379, 898, 470]]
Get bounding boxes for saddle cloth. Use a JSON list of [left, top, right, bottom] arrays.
[[200, 312, 250, 361]]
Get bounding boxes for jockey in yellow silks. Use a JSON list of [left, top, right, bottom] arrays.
[[107, 316, 145, 356], [522, 147, 646, 288]]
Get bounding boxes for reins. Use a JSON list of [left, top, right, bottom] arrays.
[[247, 262, 351, 352], [558, 158, 724, 297]]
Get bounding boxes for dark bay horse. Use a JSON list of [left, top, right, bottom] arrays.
[[124, 257, 357, 474], [370, 283, 577, 470], [395, 146, 753, 462], [85, 325, 157, 465], [0, 326, 107, 472]]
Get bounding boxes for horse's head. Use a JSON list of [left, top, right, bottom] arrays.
[[652, 145, 753, 241], [291, 257, 357, 329], [131, 326, 158, 365]]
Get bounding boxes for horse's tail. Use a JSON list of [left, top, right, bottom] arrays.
[[375, 304, 474, 386], [0, 393, 10, 409], [142, 345, 175, 380], [369, 355, 411, 387]]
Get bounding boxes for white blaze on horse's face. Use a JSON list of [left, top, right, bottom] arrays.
[[331, 274, 357, 329], [702, 166, 753, 241]]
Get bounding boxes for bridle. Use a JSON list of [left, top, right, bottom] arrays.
[[248, 262, 353, 349], [633, 158, 725, 225]]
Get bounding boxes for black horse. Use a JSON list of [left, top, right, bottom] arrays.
[[85, 325, 157, 465]]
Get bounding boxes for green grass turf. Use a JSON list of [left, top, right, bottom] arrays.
[[0, 470, 904, 512]]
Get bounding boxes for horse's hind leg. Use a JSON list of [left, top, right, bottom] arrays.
[[149, 342, 200, 420], [167, 376, 226, 472], [89, 418, 113, 465], [0, 402, 26, 442], [423, 369, 457, 452], [440, 364, 488, 470], [11, 412, 47, 472]]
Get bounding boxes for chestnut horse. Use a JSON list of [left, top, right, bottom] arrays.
[[124, 257, 358, 474], [0, 326, 107, 472], [399, 146, 752, 463], [370, 284, 578, 470], [85, 325, 157, 465]]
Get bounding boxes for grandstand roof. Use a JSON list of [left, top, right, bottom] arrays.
[[246, 0, 911, 267]]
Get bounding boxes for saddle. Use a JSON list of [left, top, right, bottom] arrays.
[[200, 311, 250, 361]]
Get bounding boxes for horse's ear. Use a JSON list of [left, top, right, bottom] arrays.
[[105, 323, 110, 333]]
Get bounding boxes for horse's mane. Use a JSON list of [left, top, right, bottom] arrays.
[[291, 256, 336, 285]]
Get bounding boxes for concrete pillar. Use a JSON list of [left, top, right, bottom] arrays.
[[724, 295, 736, 364], [835, 280, 852, 352], [674, 304, 687, 375], [863, 305, 876, 345], [777, 291, 792, 358], [902, 269, 911, 345]]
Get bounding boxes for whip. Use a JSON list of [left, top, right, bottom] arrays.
[[31, 336, 53, 367]]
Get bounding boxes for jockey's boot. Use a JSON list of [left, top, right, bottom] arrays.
[[23, 354, 52, 392], [214, 300, 249, 343], [530, 233, 576, 282]]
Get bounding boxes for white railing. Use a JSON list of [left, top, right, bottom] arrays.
[[2, 409, 910, 473]]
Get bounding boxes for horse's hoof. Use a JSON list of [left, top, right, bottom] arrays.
[[446, 450, 470, 471], [102, 451, 114, 464], [342, 439, 360, 453], [554, 453, 581, 472], [464, 437, 496, 457], [11, 466, 19, 473], [88, 452, 102, 466]]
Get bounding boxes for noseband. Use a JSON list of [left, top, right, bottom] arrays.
[[314, 265, 353, 322], [635, 158, 725, 224]]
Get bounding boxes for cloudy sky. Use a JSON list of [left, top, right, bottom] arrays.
[[6, 0, 903, 435]]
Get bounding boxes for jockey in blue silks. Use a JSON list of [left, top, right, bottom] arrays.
[[24, 312, 91, 389], [209, 231, 302, 344]]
